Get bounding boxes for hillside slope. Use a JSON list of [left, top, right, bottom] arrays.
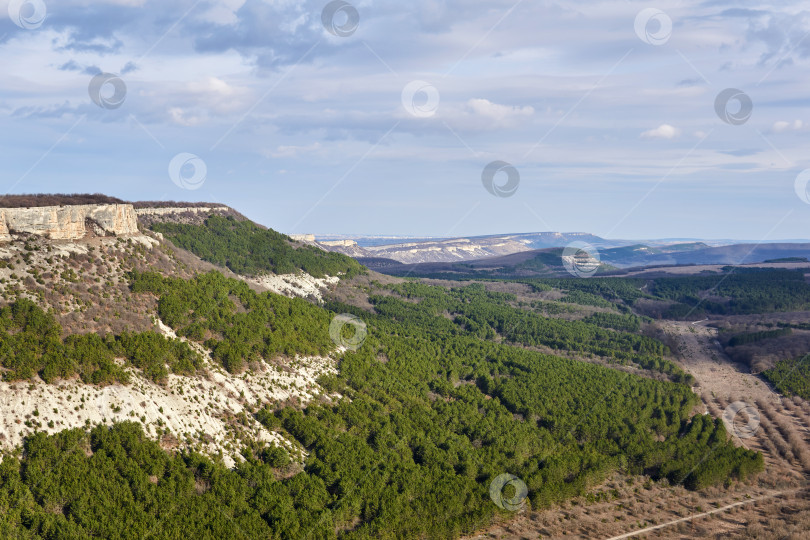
[[0, 198, 768, 539]]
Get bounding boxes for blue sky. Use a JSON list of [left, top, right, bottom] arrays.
[[1, 0, 810, 240]]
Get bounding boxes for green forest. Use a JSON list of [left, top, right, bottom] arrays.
[[650, 269, 810, 317], [0, 270, 767, 538], [394, 265, 810, 322], [152, 216, 364, 278], [0, 299, 200, 384], [370, 282, 691, 383], [726, 328, 792, 347], [764, 356, 810, 400], [129, 270, 336, 373]]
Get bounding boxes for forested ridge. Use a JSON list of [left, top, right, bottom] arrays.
[[152, 216, 364, 278], [382, 264, 810, 321], [371, 282, 691, 383], [0, 269, 766, 538]]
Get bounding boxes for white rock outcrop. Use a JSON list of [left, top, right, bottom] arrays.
[[134, 206, 229, 217], [246, 272, 340, 302], [320, 239, 357, 247], [0, 204, 139, 242]]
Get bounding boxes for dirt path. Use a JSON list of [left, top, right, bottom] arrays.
[[663, 322, 810, 476], [662, 321, 779, 408], [603, 488, 800, 540]]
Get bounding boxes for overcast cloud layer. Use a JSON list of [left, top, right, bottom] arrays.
[[1, 0, 809, 240]]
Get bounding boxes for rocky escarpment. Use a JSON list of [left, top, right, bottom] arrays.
[[135, 205, 235, 227], [0, 204, 139, 242]]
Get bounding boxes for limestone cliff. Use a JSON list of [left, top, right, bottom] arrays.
[[0, 204, 139, 242], [134, 205, 233, 228]]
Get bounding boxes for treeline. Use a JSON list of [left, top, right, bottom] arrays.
[[764, 356, 810, 400], [152, 215, 365, 278], [583, 312, 643, 332], [651, 269, 810, 317], [776, 321, 810, 330], [0, 299, 200, 384], [379, 268, 810, 321], [525, 277, 647, 306], [727, 328, 792, 347], [131, 200, 229, 209], [0, 193, 125, 207], [561, 290, 615, 308], [129, 270, 335, 373]]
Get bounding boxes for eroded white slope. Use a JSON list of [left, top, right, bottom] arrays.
[[0, 352, 336, 467], [246, 272, 339, 302]]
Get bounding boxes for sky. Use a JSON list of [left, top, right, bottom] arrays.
[[1, 0, 810, 240]]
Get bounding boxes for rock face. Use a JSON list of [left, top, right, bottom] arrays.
[[289, 234, 316, 243], [0, 204, 139, 242], [134, 206, 229, 217], [134, 206, 232, 228], [320, 239, 357, 248]]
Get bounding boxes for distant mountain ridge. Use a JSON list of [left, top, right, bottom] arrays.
[[313, 232, 612, 264], [362, 242, 810, 278], [313, 231, 810, 270]]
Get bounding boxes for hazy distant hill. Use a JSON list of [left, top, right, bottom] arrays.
[[316, 231, 612, 264], [366, 242, 810, 278], [599, 243, 810, 268], [316, 229, 810, 269]]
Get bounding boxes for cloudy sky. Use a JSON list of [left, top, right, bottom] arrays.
[[1, 0, 810, 240]]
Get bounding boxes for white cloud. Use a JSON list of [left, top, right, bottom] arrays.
[[168, 107, 204, 127], [433, 98, 534, 131], [198, 0, 248, 26], [466, 98, 534, 123], [772, 120, 804, 132], [141, 77, 252, 126], [182, 77, 251, 115], [641, 124, 681, 139], [266, 142, 322, 159]]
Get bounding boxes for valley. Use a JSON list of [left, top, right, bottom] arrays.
[[0, 197, 808, 538]]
